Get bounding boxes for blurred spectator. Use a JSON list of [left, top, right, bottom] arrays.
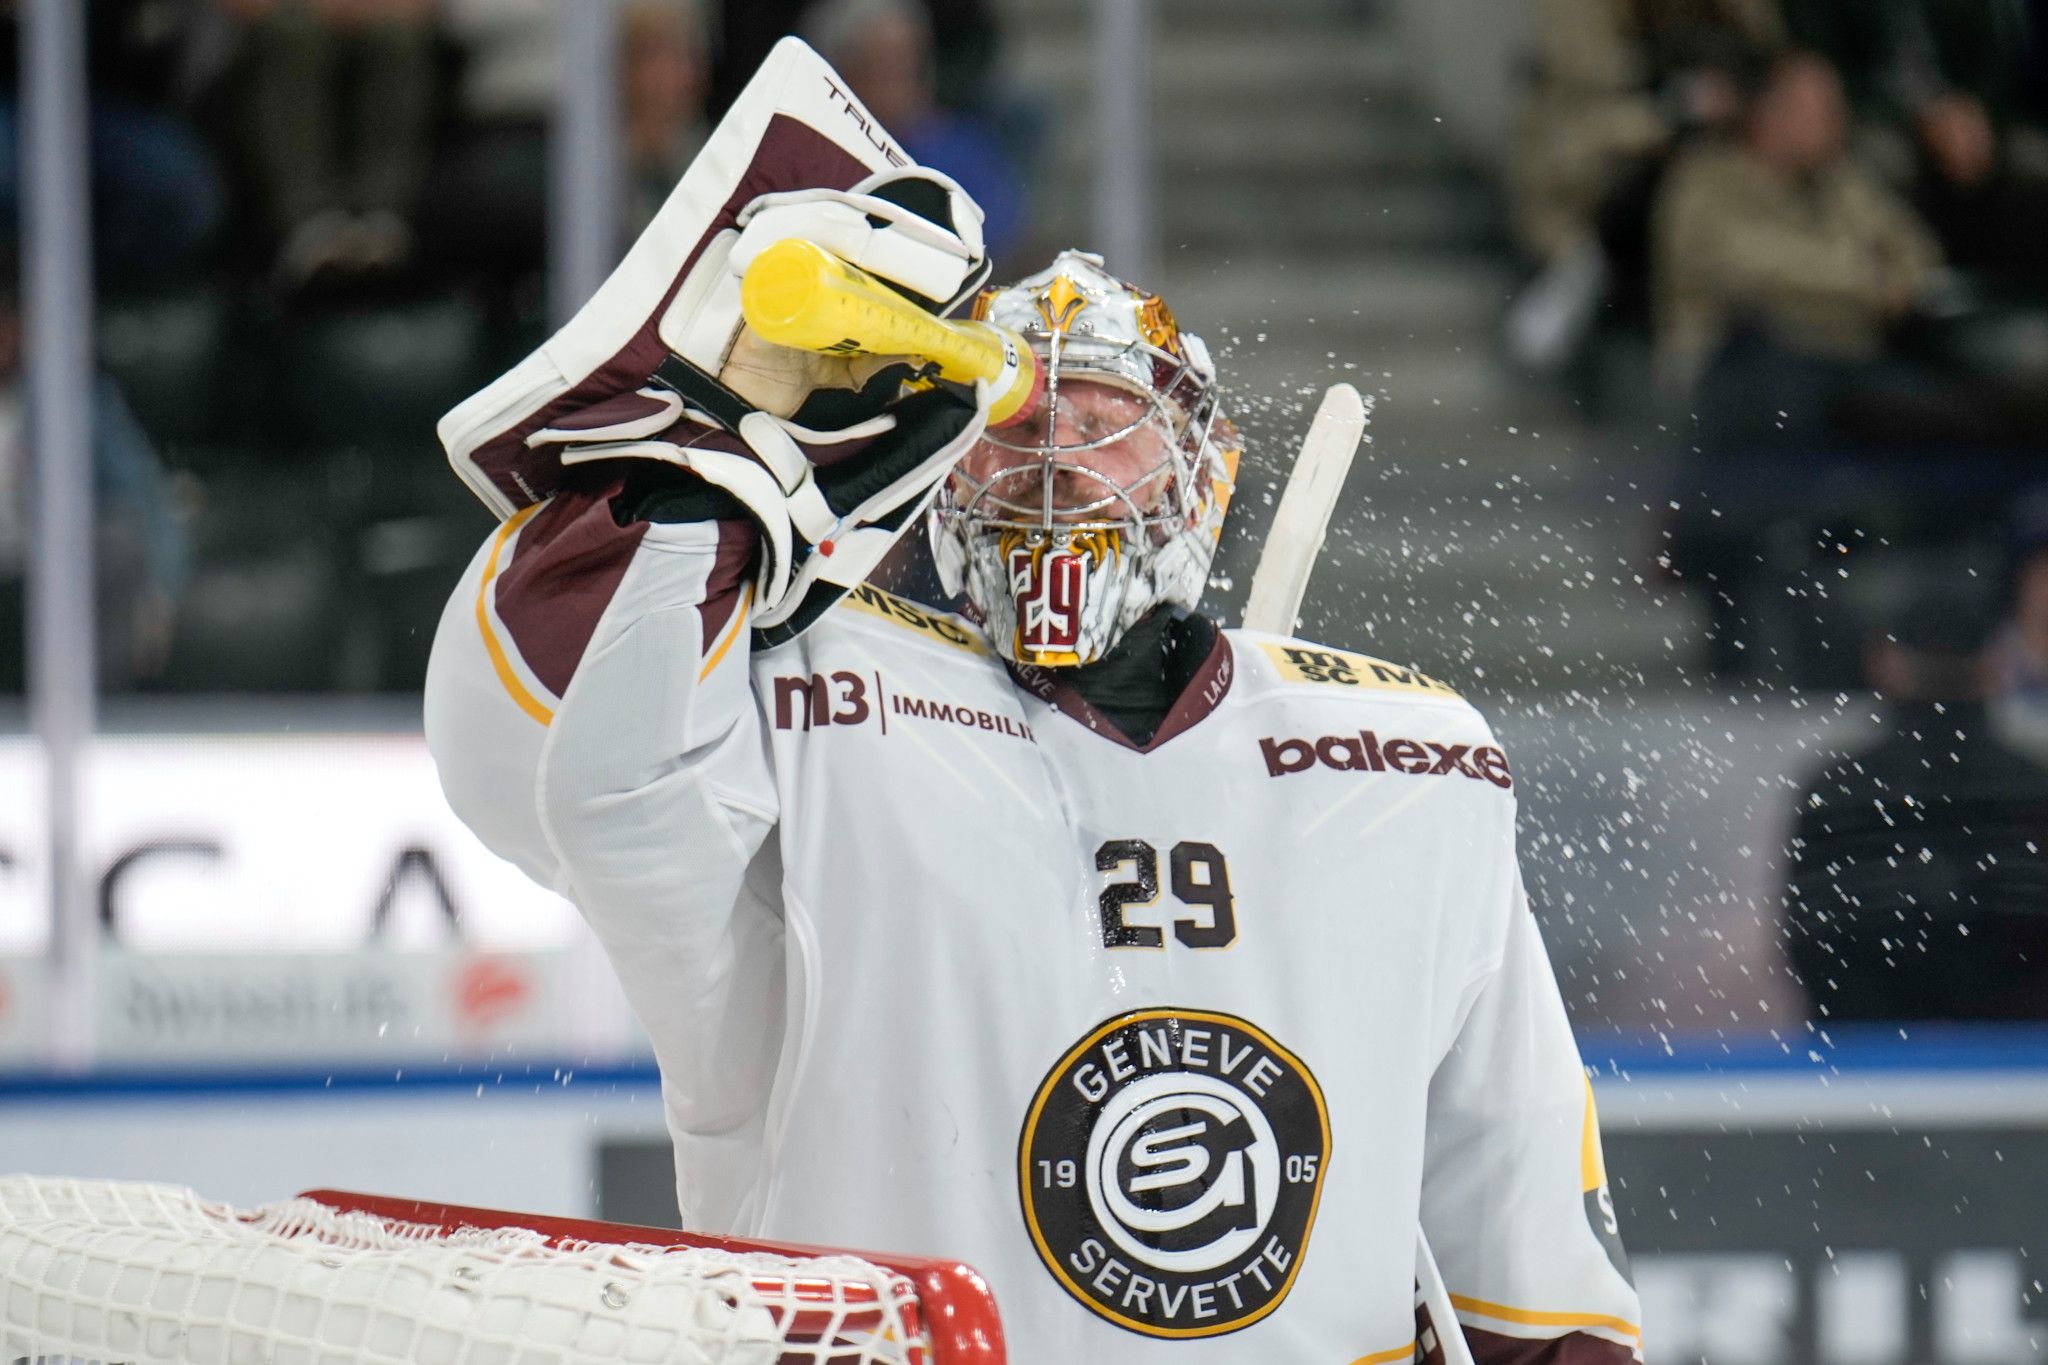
[[1505, 0, 1784, 371], [1991, 494, 2048, 759], [0, 1, 230, 291], [711, 0, 1001, 120], [428, 1, 711, 314], [1784, 0, 2048, 292], [1783, 585, 2048, 1021], [621, 0, 710, 240], [1655, 53, 2048, 685], [801, 0, 1025, 260], [2030, 0, 2048, 121], [0, 279, 191, 693], [1653, 51, 1939, 400], [225, 0, 438, 292], [424, 0, 553, 313], [1788, 0, 2035, 130]]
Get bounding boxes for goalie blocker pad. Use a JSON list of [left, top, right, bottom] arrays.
[[435, 37, 990, 641]]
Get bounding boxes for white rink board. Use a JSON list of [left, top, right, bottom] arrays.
[[0, 730, 650, 1066], [0, 733, 579, 953], [0, 945, 646, 1066], [0, 1077, 669, 1218]]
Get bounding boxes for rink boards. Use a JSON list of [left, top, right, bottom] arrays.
[[3, 1034, 2043, 1365], [3, 736, 2044, 1364]]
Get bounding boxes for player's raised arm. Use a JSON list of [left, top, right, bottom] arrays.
[[422, 426, 792, 1232], [424, 159, 992, 896], [1419, 871, 1644, 1365], [422, 148, 996, 1222]]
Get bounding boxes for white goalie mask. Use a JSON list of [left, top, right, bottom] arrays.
[[930, 250, 1241, 668]]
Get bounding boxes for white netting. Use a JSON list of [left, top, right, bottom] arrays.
[[0, 1177, 927, 1365]]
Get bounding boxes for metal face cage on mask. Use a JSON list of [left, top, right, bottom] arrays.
[[930, 251, 1240, 668]]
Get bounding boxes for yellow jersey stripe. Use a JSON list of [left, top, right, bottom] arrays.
[[1450, 1294, 1642, 1343], [697, 583, 753, 681], [475, 505, 555, 727], [1350, 1338, 1416, 1365], [1581, 1072, 1605, 1193]]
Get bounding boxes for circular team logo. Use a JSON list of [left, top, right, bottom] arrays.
[[1018, 1008, 1331, 1339]]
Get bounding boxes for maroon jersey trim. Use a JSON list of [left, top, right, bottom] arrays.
[[1008, 626, 1236, 754], [1464, 1327, 1639, 1365]]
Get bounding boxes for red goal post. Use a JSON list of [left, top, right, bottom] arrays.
[[302, 1188, 1008, 1365], [0, 1175, 1006, 1365]]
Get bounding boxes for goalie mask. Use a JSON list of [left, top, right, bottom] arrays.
[[931, 251, 1240, 668]]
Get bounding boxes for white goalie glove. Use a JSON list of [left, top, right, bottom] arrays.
[[526, 169, 995, 641], [437, 36, 1001, 644]]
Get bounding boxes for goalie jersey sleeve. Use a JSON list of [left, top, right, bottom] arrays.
[[1421, 871, 1642, 1364], [422, 485, 783, 1225]]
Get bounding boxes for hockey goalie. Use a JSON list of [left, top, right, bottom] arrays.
[[423, 38, 1641, 1365]]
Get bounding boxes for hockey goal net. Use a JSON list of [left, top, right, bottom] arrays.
[[0, 1176, 1005, 1365]]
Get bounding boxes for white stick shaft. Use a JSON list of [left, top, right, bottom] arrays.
[[1241, 382, 1366, 635]]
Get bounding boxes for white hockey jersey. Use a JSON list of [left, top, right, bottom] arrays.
[[425, 484, 1643, 1365]]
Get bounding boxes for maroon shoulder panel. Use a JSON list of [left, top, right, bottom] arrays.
[[1464, 1327, 1638, 1365], [472, 115, 872, 510], [493, 483, 649, 699], [494, 483, 761, 697]]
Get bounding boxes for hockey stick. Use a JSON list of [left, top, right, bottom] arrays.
[[1241, 393, 1475, 1362], [1240, 382, 1367, 635]]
